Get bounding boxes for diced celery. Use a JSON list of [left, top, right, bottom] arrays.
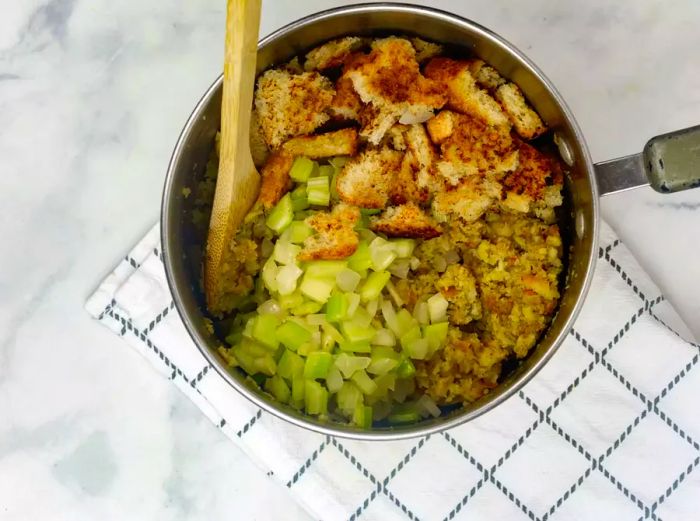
[[336, 268, 361, 292], [405, 338, 429, 359], [369, 237, 397, 271], [423, 322, 449, 352], [341, 321, 377, 343], [337, 381, 362, 416], [304, 380, 328, 415], [330, 171, 339, 202], [242, 317, 255, 339], [264, 375, 291, 403], [253, 315, 280, 350], [427, 293, 449, 323], [366, 298, 379, 320], [399, 326, 422, 350], [367, 357, 399, 375], [318, 165, 334, 178], [347, 241, 372, 272], [372, 328, 396, 347], [391, 238, 416, 258], [360, 271, 391, 302], [334, 352, 371, 378], [292, 375, 305, 405], [290, 186, 310, 211], [326, 293, 348, 323], [372, 346, 400, 359], [351, 370, 378, 395], [322, 322, 344, 344], [279, 290, 304, 310], [396, 358, 416, 378], [296, 341, 314, 357], [346, 292, 361, 318], [360, 208, 382, 216], [276, 320, 312, 351], [305, 260, 348, 278], [299, 274, 335, 303], [291, 300, 324, 316], [372, 373, 396, 398], [307, 176, 330, 206], [326, 366, 344, 393], [225, 331, 242, 347], [338, 340, 372, 353], [276, 264, 303, 295], [265, 194, 293, 234], [353, 403, 373, 429], [277, 349, 305, 379], [304, 351, 333, 380], [254, 355, 277, 377], [273, 240, 301, 265], [388, 405, 421, 424], [306, 314, 328, 326], [328, 156, 349, 169], [262, 258, 279, 292], [289, 156, 315, 182], [288, 221, 314, 243], [320, 329, 336, 352]]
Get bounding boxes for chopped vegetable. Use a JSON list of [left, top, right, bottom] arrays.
[[288, 221, 314, 243], [277, 321, 312, 351], [307, 176, 330, 206], [326, 293, 348, 322], [289, 156, 315, 182], [360, 271, 390, 302], [299, 274, 335, 303], [427, 293, 449, 323], [334, 352, 371, 378], [351, 369, 378, 395], [278, 349, 305, 379], [266, 194, 294, 234], [252, 314, 280, 350], [276, 264, 303, 295], [304, 351, 333, 379], [304, 380, 328, 415]]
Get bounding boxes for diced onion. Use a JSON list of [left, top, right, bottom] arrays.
[[417, 395, 441, 418], [366, 298, 379, 321], [413, 301, 429, 325], [385, 280, 404, 307], [381, 299, 400, 335], [336, 268, 361, 292], [409, 256, 421, 271], [433, 255, 447, 273], [445, 249, 460, 265], [306, 314, 328, 326], [257, 299, 282, 316], [427, 293, 449, 323], [389, 259, 410, 279], [346, 293, 361, 318], [372, 328, 396, 347]]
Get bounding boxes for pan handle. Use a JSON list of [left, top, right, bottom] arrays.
[[594, 124, 700, 196]]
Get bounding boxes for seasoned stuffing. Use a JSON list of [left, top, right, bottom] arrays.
[[206, 34, 566, 409]]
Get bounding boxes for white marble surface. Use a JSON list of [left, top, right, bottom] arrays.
[[0, 0, 698, 519]]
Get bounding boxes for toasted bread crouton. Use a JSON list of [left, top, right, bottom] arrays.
[[501, 141, 551, 201], [410, 37, 444, 63], [250, 110, 270, 168], [336, 146, 403, 208], [370, 202, 442, 238], [389, 151, 431, 206], [385, 124, 408, 151], [432, 111, 518, 184], [424, 57, 509, 128], [467, 59, 506, 90], [283, 128, 358, 158], [501, 141, 563, 219], [426, 110, 456, 145], [256, 151, 294, 209], [346, 37, 446, 144], [299, 203, 360, 261], [254, 69, 335, 149], [495, 83, 547, 139], [304, 37, 366, 71], [431, 177, 501, 223], [404, 124, 440, 191], [329, 75, 362, 121]]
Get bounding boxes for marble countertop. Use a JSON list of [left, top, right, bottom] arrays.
[[1, 0, 698, 519]]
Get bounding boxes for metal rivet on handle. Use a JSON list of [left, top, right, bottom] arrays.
[[554, 133, 574, 167]]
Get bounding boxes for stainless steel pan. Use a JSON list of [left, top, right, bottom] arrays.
[[161, 3, 700, 440]]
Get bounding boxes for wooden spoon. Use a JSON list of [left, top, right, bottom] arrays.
[[204, 0, 262, 313]]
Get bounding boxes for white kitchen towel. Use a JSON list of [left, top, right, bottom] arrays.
[[86, 220, 700, 521]]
